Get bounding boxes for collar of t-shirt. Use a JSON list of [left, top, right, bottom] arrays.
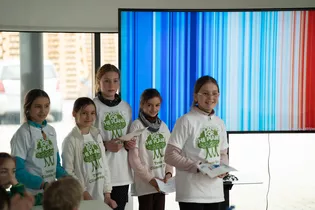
[[97, 91, 122, 107], [28, 120, 47, 128], [72, 125, 100, 140], [193, 106, 215, 118]]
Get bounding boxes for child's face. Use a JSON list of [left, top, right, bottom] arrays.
[[0, 158, 16, 189], [74, 104, 96, 129], [194, 82, 220, 112], [29, 96, 50, 124], [99, 71, 120, 100], [141, 97, 161, 118]]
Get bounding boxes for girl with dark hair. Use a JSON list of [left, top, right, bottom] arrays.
[[62, 97, 117, 209], [0, 152, 41, 206], [0, 185, 34, 210], [10, 89, 67, 198], [128, 88, 173, 210]]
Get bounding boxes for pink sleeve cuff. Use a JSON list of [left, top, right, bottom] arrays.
[[165, 144, 200, 173], [165, 164, 173, 176], [128, 148, 154, 182]]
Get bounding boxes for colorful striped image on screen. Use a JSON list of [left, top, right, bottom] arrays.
[[120, 10, 315, 132]]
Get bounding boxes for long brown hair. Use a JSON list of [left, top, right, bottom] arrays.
[[0, 186, 10, 209]]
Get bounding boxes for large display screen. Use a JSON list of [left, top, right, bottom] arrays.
[[120, 9, 315, 132]]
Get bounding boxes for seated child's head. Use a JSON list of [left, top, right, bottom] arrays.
[[0, 153, 16, 189], [43, 176, 82, 210], [0, 186, 10, 210]]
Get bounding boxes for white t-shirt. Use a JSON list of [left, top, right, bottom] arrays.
[[82, 133, 107, 200], [129, 119, 170, 196], [93, 97, 133, 186], [11, 122, 58, 195], [168, 108, 229, 203]]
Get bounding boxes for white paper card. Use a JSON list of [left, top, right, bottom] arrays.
[[118, 127, 148, 141], [155, 177, 176, 193], [198, 163, 237, 178]]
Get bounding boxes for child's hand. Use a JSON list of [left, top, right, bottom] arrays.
[[83, 191, 93, 200], [163, 173, 172, 183], [104, 139, 123, 152], [217, 173, 228, 178], [124, 139, 136, 150], [104, 193, 118, 209], [10, 193, 34, 210], [24, 191, 35, 204], [10, 177, 18, 186], [149, 178, 160, 192], [41, 182, 50, 191]]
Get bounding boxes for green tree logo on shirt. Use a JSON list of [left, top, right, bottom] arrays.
[[83, 142, 102, 172], [103, 112, 126, 139], [35, 139, 55, 167], [197, 127, 220, 160], [145, 133, 166, 160]]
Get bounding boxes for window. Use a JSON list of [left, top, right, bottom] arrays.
[[0, 32, 96, 153], [1, 64, 56, 80], [43, 32, 94, 151], [101, 33, 118, 67], [0, 32, 20, 152]]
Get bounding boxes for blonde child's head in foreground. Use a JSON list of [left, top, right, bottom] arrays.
[[43, 177, 82, 210]]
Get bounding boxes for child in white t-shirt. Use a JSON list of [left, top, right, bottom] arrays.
[[128, 88, 173, 210], [62, 97, 117, 209], [10, 89, 68, 196], [165, 76, 229, 210], [93, 64, 136, 210]]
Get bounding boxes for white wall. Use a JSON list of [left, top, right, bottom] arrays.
[[0, 0, 314, 32]]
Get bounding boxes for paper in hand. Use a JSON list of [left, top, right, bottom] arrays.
[[198, 163, 237, 178], [155, 177, 176, 193], [118, 127, 148, 141]]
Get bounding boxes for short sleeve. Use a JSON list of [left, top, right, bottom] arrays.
[[168, 117, 190, 150], [129, 120, 142, 148], [11, 128, 29, 159]]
